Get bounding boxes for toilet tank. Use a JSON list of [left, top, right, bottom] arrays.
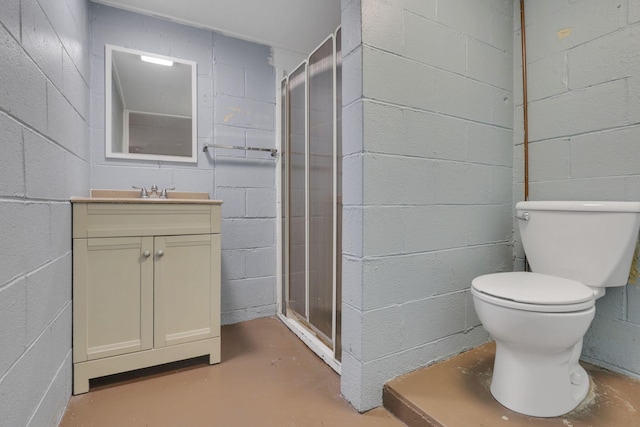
[[517, 201, 640, 287]]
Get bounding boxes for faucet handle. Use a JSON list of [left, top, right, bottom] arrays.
[[132, 186, 149, 198], [160, 187, 175, 199]]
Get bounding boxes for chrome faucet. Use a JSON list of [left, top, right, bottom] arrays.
[[132, 186, 149, 198], [132, 185, 174, 198], [160, 187, 175, 199]]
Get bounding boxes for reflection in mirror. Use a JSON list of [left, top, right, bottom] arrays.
[[105, 45, 197, 163]]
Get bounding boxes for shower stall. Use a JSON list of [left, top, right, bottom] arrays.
[[279, 28, 342, 369]]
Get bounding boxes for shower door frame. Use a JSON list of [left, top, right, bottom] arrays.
[[276, 29, 341, 373]]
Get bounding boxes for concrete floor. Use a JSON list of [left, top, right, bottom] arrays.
[[384, 342, 640, 427], [60, 317, 640, 427], [60, 317, 403, 427]]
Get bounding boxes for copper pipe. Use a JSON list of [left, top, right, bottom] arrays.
[[520, 0, 529, 201]]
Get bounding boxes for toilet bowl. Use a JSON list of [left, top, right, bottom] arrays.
[[472, 201, 640, 417], [472, 272, 595, 417]]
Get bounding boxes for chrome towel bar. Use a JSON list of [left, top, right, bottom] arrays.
[[203, 143, 278, 157]]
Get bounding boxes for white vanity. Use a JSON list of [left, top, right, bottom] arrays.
[[71, 190, 222, 394]]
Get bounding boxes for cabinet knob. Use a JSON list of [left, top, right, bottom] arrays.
[[142, 250, 151, 258], [156, 250, 164, 257]]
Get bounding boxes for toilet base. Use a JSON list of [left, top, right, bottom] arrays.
[[490, 339, 590, 417]]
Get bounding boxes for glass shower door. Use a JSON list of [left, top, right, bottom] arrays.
[[335, 28, 342, 362], [287, 64, 307, 319], [280, 29, 342, 364], [308, 37, 335, 343]]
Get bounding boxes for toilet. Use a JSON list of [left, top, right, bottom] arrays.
[[472, 201, 640, 417]]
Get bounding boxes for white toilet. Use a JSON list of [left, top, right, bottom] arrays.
[[472, 201, 640, 417]]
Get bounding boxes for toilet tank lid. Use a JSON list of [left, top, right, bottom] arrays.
[[472, 272, 594, 305], [516, 200, 640, 212]]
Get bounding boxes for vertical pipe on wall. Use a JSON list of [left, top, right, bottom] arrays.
[[520, 0, 529, 201]]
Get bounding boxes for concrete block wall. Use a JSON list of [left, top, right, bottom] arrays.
[[0, 0, 90, 425], [213, 34, 278, 324], [341, 0, 514, 411], [514, 0, 640, 378], [89, 5, 277, 325]]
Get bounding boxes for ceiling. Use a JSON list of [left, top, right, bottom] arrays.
[[91, 0, 342, 55]]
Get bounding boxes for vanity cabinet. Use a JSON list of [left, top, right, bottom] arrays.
[[71, 199, 221, 394]]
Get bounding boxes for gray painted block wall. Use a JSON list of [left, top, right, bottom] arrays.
[[5, 0, 639, 422], [89, 5, 277, 325], [340, 0, 515, 411], [0, 0, 90, 425], [513, 0, 640, 378]]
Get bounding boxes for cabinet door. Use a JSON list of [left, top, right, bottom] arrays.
[[154, 234, 221, 347], [73, 237, 154, 362]]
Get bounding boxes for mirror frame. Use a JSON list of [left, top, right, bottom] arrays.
[[105, 45, 198, 163]]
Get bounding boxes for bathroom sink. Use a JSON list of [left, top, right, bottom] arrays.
[[70, 189, 222, 204]]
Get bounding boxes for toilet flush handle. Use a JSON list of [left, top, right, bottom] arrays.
[[515, 212, 530, 221]]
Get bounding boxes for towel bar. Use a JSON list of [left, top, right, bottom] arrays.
[[202, 143, 277, 157]]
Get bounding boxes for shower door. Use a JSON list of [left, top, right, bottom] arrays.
[[281, 30, 342, 363], [287, 64, 307, 320], [308, 36, 335, 344]]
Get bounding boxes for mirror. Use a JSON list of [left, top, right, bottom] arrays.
[[105, 45, 197, 163]]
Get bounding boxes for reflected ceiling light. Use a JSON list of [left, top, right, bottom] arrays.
[[140, 55, 174, 66]]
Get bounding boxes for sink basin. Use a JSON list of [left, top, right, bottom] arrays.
[[90, 189, 210, 200], [70, 189, 222, 205]]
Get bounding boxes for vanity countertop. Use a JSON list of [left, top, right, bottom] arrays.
[[71, 189, 222, 205]]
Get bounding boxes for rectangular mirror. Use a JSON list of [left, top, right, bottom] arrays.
[[106, 45, 198, 163]]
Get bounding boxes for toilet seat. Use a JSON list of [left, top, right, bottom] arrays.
[[472, 272, 595, 313]]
